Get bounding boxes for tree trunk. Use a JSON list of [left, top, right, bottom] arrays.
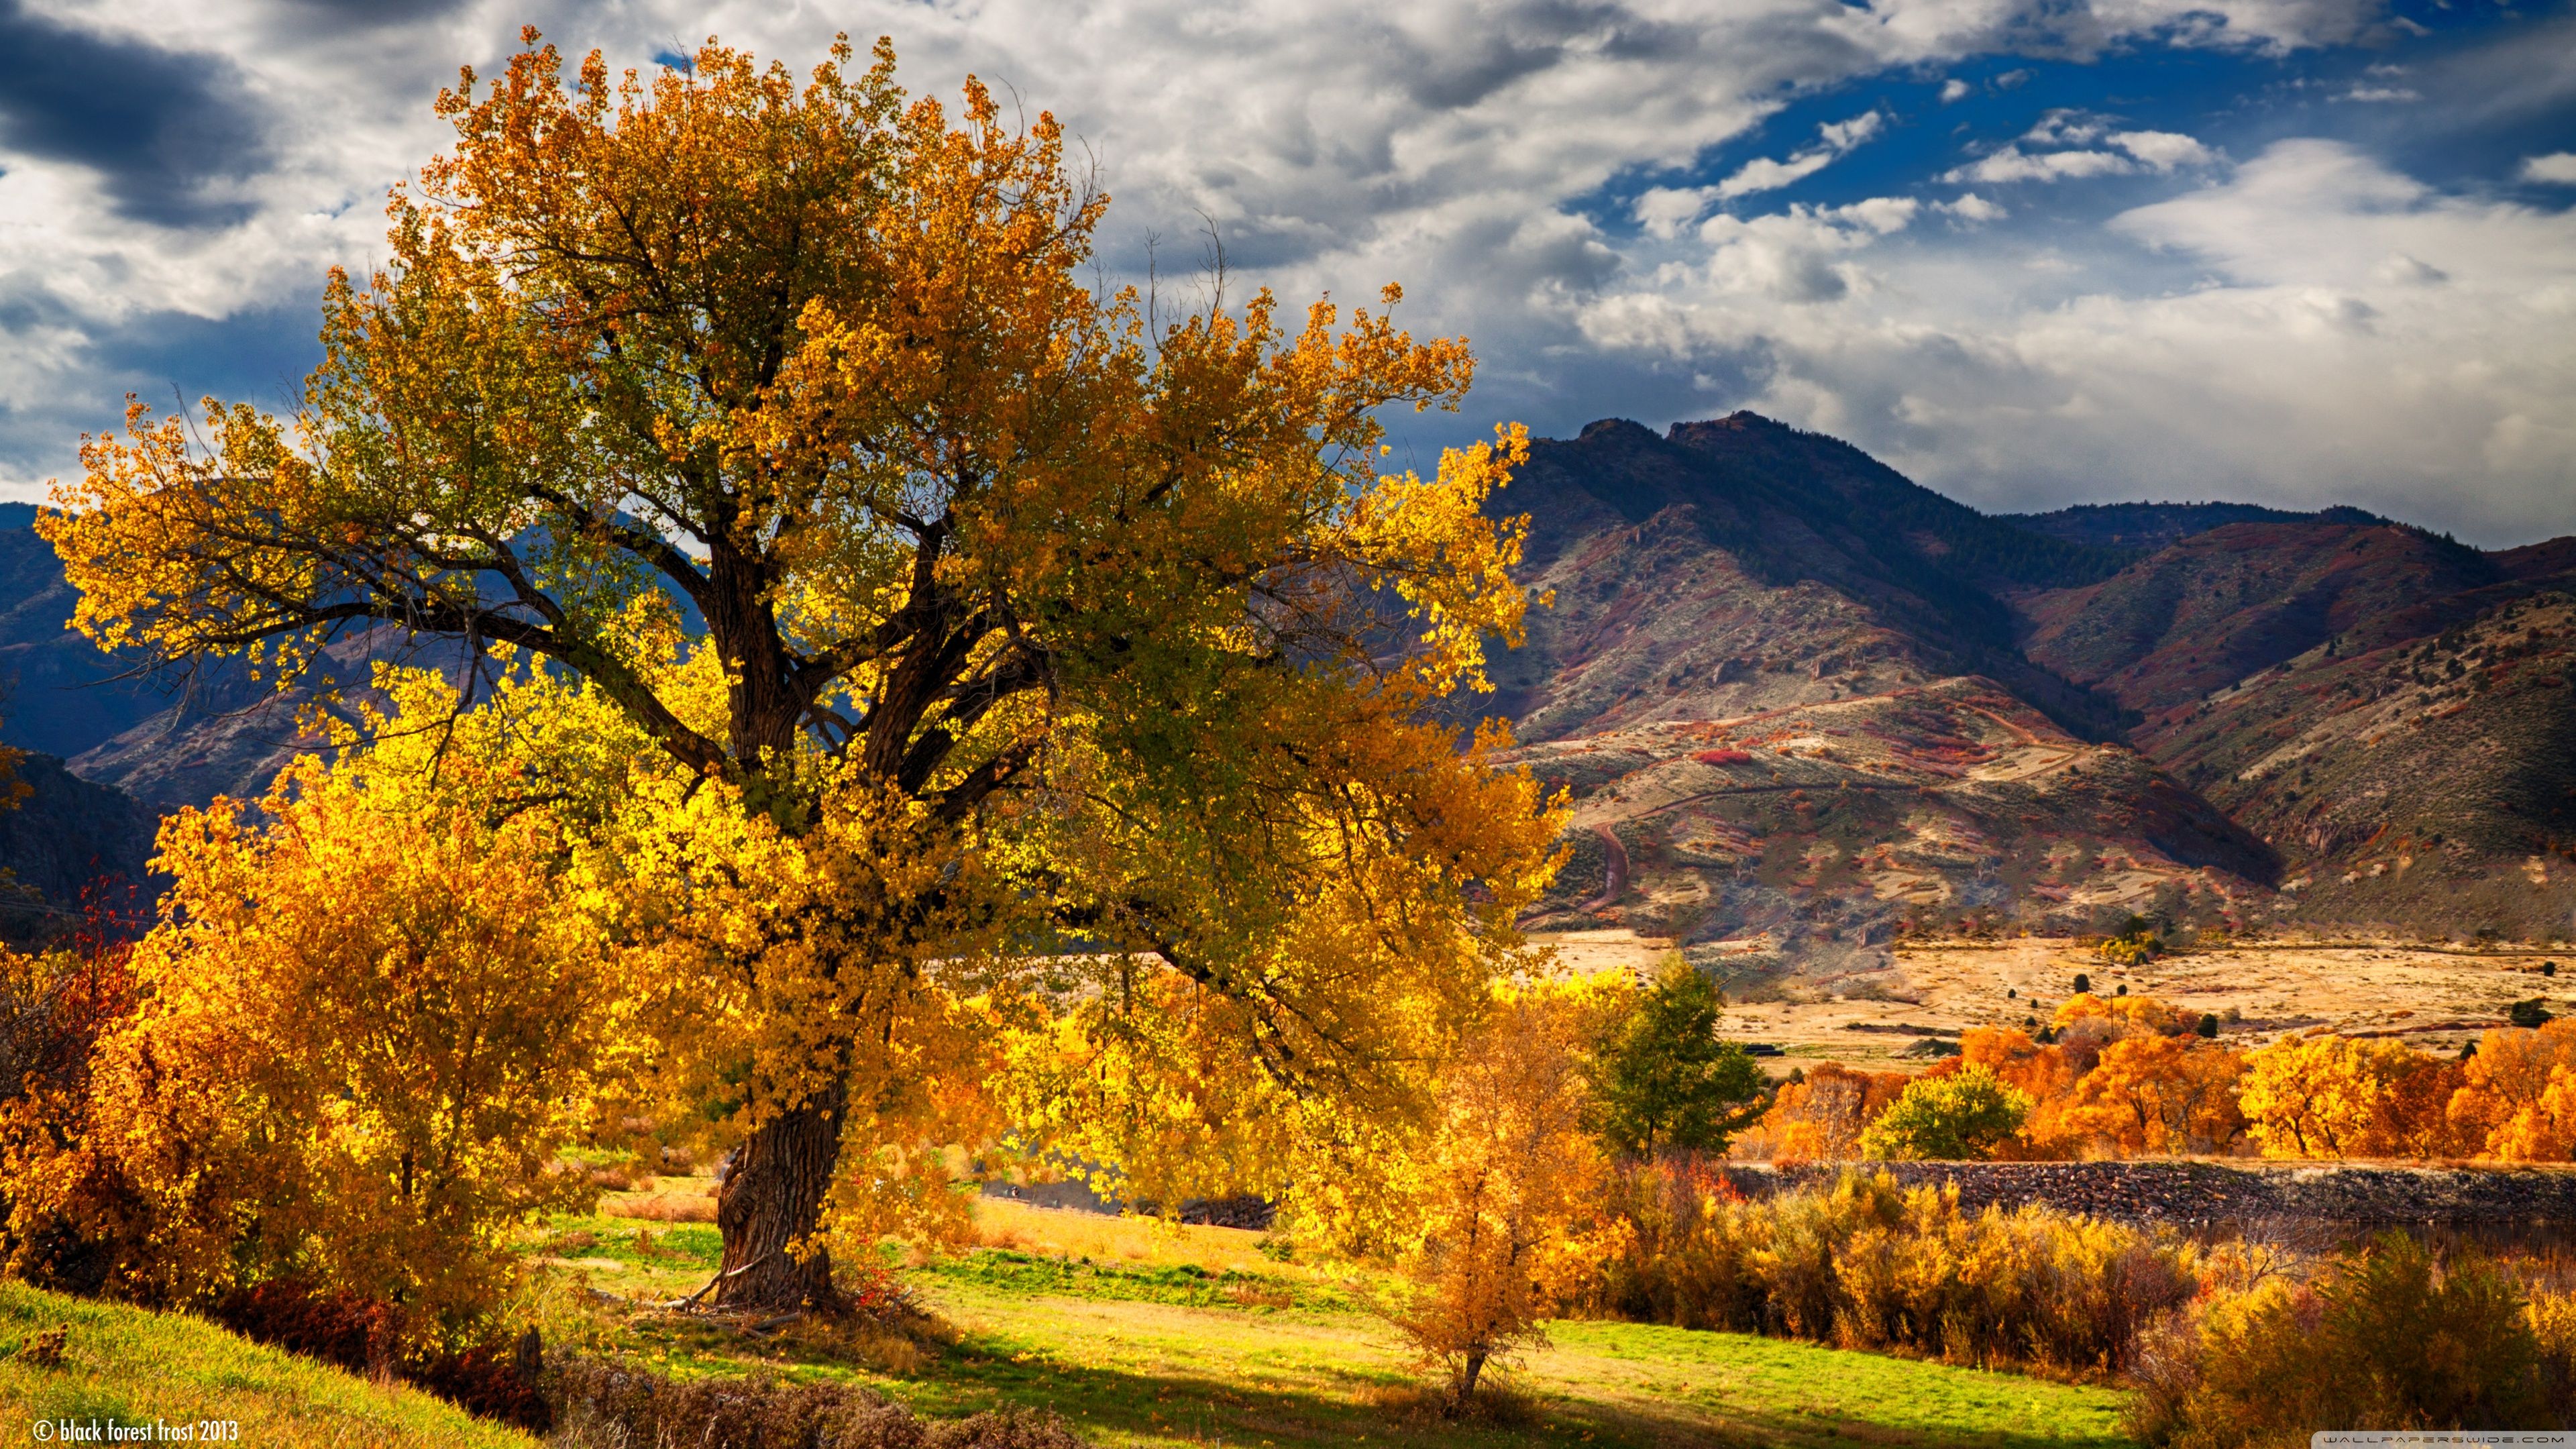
[[1454, 1345, 1489, 1408], [713, 1081, 848, 1312]]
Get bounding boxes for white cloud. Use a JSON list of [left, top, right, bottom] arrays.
[[2110, 129, 2222, 170], [2524, 153, 2576, 184], [1, 0, 2563, 547], [1945, 146, 2137, 183], [1939, 77, 1972, 103], [1817, 110, 1889, 151], [2025, 110, 2108, 146], [2338, 85, 2420, 102], [1715, 150, 1842, 201], [1939, 193, 2009, 223], [1581, 139, 2576, 543], [1712, 109, 1888, 201]]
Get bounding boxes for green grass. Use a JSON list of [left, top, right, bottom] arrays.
[[532, 1197, 2140, 1448], [0, 1203, 2142, 1448], [0, 1281, 535, 1448]]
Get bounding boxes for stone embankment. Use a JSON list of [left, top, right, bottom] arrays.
[[1720, 1160, 2576, 1232]]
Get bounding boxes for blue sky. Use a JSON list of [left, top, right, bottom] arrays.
[[0, 0, 2570, 543]]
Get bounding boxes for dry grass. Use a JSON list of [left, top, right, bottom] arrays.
[[1530, 928, 2571, 1075], [967, 1198, 1301, 1281], [597, 1177, 719, 1223]]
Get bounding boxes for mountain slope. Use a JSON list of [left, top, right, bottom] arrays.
[[1484, 414, 2131, 746], [2001, 501, 2384, 553], [2017, 519, 2506, 714], [1487, 413, 2575, 962], [1482, 416, 2280, 968], [2135, 588, 2576, 938]]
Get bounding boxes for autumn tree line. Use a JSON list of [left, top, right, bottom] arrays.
[[1744, 987, 2576, 1166]]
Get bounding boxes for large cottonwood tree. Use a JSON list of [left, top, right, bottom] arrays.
[[46, 34, 1561, 1309]]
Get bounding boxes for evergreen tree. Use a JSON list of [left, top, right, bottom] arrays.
[[1589, 960, 1766, 1159]]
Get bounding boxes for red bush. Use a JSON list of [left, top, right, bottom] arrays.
[[1693, 749, 1754, 765]]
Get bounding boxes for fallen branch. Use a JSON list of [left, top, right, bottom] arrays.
[[661, 1250, 775, 1312]]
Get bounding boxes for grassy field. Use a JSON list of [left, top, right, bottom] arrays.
[[0, 1280, 535, 1448], [534, 1193, 2139, 1448]]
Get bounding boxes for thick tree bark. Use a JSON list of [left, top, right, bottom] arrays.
[[712, 1081, 849, 1312]]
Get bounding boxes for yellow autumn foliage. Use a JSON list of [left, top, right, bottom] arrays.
[[38, 28, 1567, 1310], [9, 755, 604, 1334]]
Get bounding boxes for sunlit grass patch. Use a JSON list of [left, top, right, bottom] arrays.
[[0, 1281, 533, 1448]]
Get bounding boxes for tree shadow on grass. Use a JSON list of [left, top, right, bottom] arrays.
[[849, 1325, 2137, 1449]]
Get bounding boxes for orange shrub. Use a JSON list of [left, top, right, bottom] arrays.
[[2059, 1034, 2247, 1157], [1743, 1064, 1909, 1161], [2450, 1021, 2576, 1162]]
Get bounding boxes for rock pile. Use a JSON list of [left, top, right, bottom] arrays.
[[1719, 1159, 2576, 1233]]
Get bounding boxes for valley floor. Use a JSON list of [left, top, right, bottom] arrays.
[[1536, 930, 2567, 1071]]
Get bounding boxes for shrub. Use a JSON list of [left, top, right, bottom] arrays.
[[1387, 987, 1605, 1410], [1560, 1166, 2197, 1377], [4, 761, 609, 1335], [2130, 1235, 2553, 1446], [1858, 1067, 2030, 1161], [2514, 999, 2556, 1029]]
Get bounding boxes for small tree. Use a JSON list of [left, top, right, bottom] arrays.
[[1588, 959, 1765, 1159], [1858, 1066, 2030, 1161], [1387, 988, 1604, 1411]]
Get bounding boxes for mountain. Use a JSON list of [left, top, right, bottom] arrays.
[[1483, 414, 2576, 968], [0, 751, 162, 948], [2001, 501, 2385, 553], [0, 503, 166, 759], [2016, 519, 2506, 714], [2123, 587, 2576, 941], [0, 417, 2563, 962], [1481, 415, 2133, 749]]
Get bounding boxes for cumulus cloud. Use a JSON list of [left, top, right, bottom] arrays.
[[1580, 138, 2576, 543], [1944, 123, 2219, 184], [2110, 129, 2222, 170], [1937, 192, 2009, 223], [0, 0, 2563, 546], [1944, 146, 2136, 183], [1939, 77, 1972, 103], [2526, 153, 2576, 184], [1633, 107, 1889, 236]]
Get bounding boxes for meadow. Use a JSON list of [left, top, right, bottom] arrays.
[[515, 1193, 2137, 1448]]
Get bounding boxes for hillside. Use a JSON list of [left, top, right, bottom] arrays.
[[0, 753, 160, 947], [0, 504, 162, 761], [2000, 501, 2383, 553], [1488, 415, 2575, 963], [2017, 519, 2508, 713], [1507, 678, 2273, 975], [2135, 589, 2576, 938], [0, 1280, 533, 1447]]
